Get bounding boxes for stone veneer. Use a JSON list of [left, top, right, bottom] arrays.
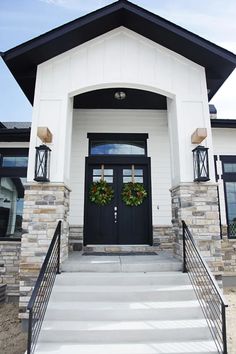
[[171, 183, 223, 274], [19, 183, 70, 320], [68, 225, 175, 252], [153, 226, 175, 251], [0, 240, 21, 301]]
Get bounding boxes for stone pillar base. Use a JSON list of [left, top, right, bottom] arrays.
[[19, 183, 70, 319], [171, 182, 223, 274]]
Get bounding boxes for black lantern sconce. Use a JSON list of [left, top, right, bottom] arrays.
[[192, 145, 210, 182], [34, 145, 51, 182]]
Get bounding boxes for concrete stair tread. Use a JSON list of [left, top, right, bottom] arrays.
[[41, 319, 211, 331], [35, 341, 218, 354], [52, 284, 193, 292], [46, 300, 201, 310], [59, 271, 186, 277]]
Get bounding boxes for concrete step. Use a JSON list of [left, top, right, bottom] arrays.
[[56, 272, 190, 286], [39, 319, 212, 343], [61, 254, 182, 273], [50, 284, 195, 302], [45, 300, 203, 321], [35, 341, 218, 354], [35, 270, 217, 354]]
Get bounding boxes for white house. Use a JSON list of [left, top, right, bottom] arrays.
[[0, 1, 236, 353]]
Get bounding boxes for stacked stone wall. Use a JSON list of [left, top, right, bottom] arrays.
[[19, 183, 70, 320], [171, 183, 223, 274], [0, 241, 21, 301], [153, 226, 175, 250]]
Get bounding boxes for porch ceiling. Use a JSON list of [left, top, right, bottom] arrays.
[[73, 88, 167, 110], [1, 0, 236, 104]]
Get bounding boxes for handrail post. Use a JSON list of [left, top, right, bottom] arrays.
[[222, 304, 228, 354], [27, 309, 33, 354], [182, 221, 187, 273], [57, 221, 61, 275]]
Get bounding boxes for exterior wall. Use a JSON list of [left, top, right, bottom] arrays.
[[70, 109, 172, 226], [0, 241, 21, 301], [19, 183, 70, 320], [27, 27, 214, 187]]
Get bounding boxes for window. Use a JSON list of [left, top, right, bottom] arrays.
[[223, 163, 236, 173], [220, 156, 236, 239], [0, 177, 26, 238], [88, 133, 148, 156], [90, 141, 145, 155], [0, 148, 28, 239], [225, 182, 236, 238], [2, 156, 28, 167]]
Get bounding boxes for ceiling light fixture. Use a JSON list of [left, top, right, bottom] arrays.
[[114, 91, 126, 100]]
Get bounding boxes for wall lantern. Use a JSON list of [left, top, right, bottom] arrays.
[[192, 145, 210, 182], [34, 145, 51, 182]]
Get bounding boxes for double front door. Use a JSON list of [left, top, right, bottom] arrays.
[[84, 158, 152, 245]]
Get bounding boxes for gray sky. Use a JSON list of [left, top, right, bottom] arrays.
[[0, 0, 235, 121]]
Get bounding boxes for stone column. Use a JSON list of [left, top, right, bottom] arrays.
[[171, 182, 223, 274], [19, 183, 70, 320]]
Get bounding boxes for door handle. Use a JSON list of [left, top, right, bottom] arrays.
[[114, 210, 118, 223]]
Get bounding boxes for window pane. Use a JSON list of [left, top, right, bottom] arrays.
[[104, 169, 113, 176], [226, 182, 236, 238], [104, 176, 113, 183], [2, 156, 28, 167], [0, 177, 25, 238], [93, 176, 101, 182], [93, 169, 102, 176], [135, 169, 143, 176], [123, 169, 132, 176], [135, 177, 143, 183], [224, 163, 236, 173], [90, 141, 145, 155], [123, 177, 132, 183]]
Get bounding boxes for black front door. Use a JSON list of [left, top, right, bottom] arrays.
[[84, 159, 152, 245]]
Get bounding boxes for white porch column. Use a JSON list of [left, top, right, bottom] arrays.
[[167, 95, 223, 274]]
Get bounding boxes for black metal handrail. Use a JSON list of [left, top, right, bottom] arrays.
[[182, 220, 228, 354], [27, 220, 61, 354]]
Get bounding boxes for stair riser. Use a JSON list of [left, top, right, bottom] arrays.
[[56, 275, 190, 286], [50, 290, 196, 302], [45, 307, 204, 321], [62, 263, 182, 272], [39, 327, 212, 343]]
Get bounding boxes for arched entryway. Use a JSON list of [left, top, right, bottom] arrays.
[[70, 87, 170, 246]]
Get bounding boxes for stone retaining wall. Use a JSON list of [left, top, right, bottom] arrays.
[[19, 183, 70, 320], [171, 182, 223, 274], [0, 240, 21, 301]]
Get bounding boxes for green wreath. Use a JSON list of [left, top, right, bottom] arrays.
[[122, 182, 147, 206], [89, 179, 114, 206]]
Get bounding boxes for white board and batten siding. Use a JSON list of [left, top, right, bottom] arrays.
[[69, 109, 172, 226], [212, 128, 236, 225]]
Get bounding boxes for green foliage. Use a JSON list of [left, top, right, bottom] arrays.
[[89, 179, 114, 206], [122, 182, 147, 206]]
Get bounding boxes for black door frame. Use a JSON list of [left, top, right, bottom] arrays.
[[83, 155, 153, 245]]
